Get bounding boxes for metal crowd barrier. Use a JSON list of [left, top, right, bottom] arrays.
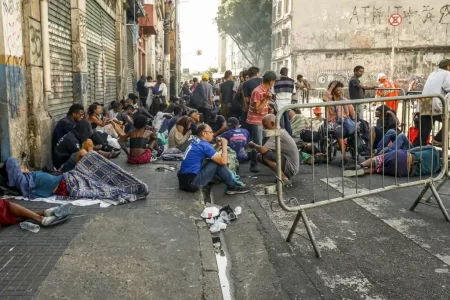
[[266, 94, 449, 258], [294, 88, 349, 104]]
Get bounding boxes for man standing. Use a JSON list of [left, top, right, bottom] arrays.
[[415, 59, 450, 146], [349, 66, 377, 118], [137, 75, 149, 108], [294, 75, 311, 103], [197, 73, 214, 122], [247, 71, 276, 172], [144, 76, 156, 110], [376, 73, 400, 112], [273, 67, 296, 110], [242, 67, 262, 129], [219, 70, 235, 119]]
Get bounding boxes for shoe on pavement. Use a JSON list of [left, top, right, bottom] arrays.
[[44, 204, 72, 218], [343, 169, 366, 177], [342, 158, 349, 167], [41, 216, 57, 227], [226, 185, 249, 195]]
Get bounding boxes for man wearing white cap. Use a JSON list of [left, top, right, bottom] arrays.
[[375, 73, 400, 112]]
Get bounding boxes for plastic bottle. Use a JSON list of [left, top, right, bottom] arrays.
[[20, 222, 40, 233]]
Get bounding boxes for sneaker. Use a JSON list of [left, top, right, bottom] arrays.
[[343, 168, 366, 177], [344, 164, 362, 171], [226, 185, 249, 195], [342, 158, 349, 167], [41, 216, 57, 227], [44, 204, 72, 218]]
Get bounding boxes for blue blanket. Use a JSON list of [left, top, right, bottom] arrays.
[[62, 152, 149, 204]]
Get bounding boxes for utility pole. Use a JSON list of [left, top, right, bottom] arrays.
[[163, 0, 172, 100]]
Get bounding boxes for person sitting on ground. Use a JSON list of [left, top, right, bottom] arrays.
[[248, 114, 299, 186], [289, 109, 311, 137], [152, 103, 172, 132], [108, 101, 123, 120], [188, 109, 201, 135], [377, 132, 413, 154], [0, 199, 68, 228], [52, 104, 85, 162], [168, 116, 192, 150], [344, 146, 440, 178], [128, 93, 140, 109], [219, 117, 250, 163], [87, 103, 124, 138], [166, 96, 181, 114], [167, 106, 183, 133], [323, 80, 355, 166], [207, 112, 227, 138], [118, 115, 158, 164], [311, 107, 324, 132], [177, 124, 249, 195], [267, 101, 292, 136], [118, 104, 135, 132], [370, 105, 400, 155]]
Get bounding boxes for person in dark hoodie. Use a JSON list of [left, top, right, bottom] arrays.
[[53, 119, 121, 172]]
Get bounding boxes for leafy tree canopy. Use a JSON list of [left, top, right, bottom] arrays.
[[216, 0, 272, 70]]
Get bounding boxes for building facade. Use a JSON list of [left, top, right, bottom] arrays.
[[271, 0, 450, 88], [0, 0, 158, 167]]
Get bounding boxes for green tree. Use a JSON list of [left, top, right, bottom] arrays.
[[216, 0, 272, 71]]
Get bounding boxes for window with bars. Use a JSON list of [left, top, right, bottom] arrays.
[[284, 0, 289, 14], [276, 31, 282, 48], [277, 1, 282, 19], [272, 5, 276, 22]]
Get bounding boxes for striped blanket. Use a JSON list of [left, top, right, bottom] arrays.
[[61, 152, 149, 205]]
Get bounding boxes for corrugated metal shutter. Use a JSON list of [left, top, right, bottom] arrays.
[[103, 13, 116, 106], [86, 0, 105, 106], [127, 26, 135, 93], [48, 0, 73, 120]]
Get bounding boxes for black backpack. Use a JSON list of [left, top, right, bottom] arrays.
[[189, 83, 207, 109]]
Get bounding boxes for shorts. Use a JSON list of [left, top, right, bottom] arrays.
[[373, 150, 409, 177], [0, 199, 16, 228], [127, 149, 152, 165], [261, 151, 295, 179]]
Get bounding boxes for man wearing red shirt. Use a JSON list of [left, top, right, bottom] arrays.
[[247, 71, 277, 172]]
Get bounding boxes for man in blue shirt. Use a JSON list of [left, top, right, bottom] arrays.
[[177, 124, 249, 195], [220, 117, 250, 163], [167, 106, 183, 133]]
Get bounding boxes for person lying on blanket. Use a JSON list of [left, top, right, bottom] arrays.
[[344, 146, 440, 178], [2, 152, 148, 203], [0, 199, 71, 228]]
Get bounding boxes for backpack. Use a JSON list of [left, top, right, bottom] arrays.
[[189, 83, 211, 109]]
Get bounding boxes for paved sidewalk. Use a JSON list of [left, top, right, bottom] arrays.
[[0, 157, 222, 300]]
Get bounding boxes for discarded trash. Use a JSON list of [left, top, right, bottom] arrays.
[[155, 166, 175, 172], [201, 207, 220, 219], [234, 206, 242, 216], [20, 222, 40, 233]]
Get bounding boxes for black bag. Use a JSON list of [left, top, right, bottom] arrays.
[[300, 130, 319, 143]]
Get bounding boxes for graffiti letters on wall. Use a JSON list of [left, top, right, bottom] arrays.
[[1, 0, 24, 119], [349, 4, 450, 25]]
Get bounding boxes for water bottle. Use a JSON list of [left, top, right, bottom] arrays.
[[20, 222, 40, 233]]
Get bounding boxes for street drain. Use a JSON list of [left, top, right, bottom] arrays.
[[212, 235, 233, 300]]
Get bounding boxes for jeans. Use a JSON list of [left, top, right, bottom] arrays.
[[191, 162, 236, 190], [377, 129, 398, 152], [248, 124, 263, 145], [380, 133, 413, 154]]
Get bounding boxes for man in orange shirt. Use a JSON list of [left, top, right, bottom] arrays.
[[376, 73, 400, 112]]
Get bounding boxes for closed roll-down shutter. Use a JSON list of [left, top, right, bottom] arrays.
[[86, 0, 116, 107], [48, 0, 73, 120], [127, 27, 134, 93]]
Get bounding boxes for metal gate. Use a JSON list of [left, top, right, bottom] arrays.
[[48, 0, 74, 120], [127, 26, 135, 94], [86, 0, 116, 107]]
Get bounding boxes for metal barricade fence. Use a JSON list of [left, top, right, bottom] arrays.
[[266, 94, 449, 258], [295, 88, 349, 104]]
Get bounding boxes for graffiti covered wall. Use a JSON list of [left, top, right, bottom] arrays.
[[291, 0, 450, 88]]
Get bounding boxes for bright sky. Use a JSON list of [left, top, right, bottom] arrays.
[[178, 0, 220, 73]]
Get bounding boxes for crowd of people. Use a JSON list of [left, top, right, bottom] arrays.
[[2, 59, 449, 229]]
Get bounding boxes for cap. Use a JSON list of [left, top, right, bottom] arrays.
[[263, 71, 278, 81], [313, 107, 322, 114], [227, 117, 239, 127], [439, 59, 450, 69], [202, 73, 210, 81], [377, 73, 387, 81]]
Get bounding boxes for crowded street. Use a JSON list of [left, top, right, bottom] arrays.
[[1, 0, 450, 299]]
